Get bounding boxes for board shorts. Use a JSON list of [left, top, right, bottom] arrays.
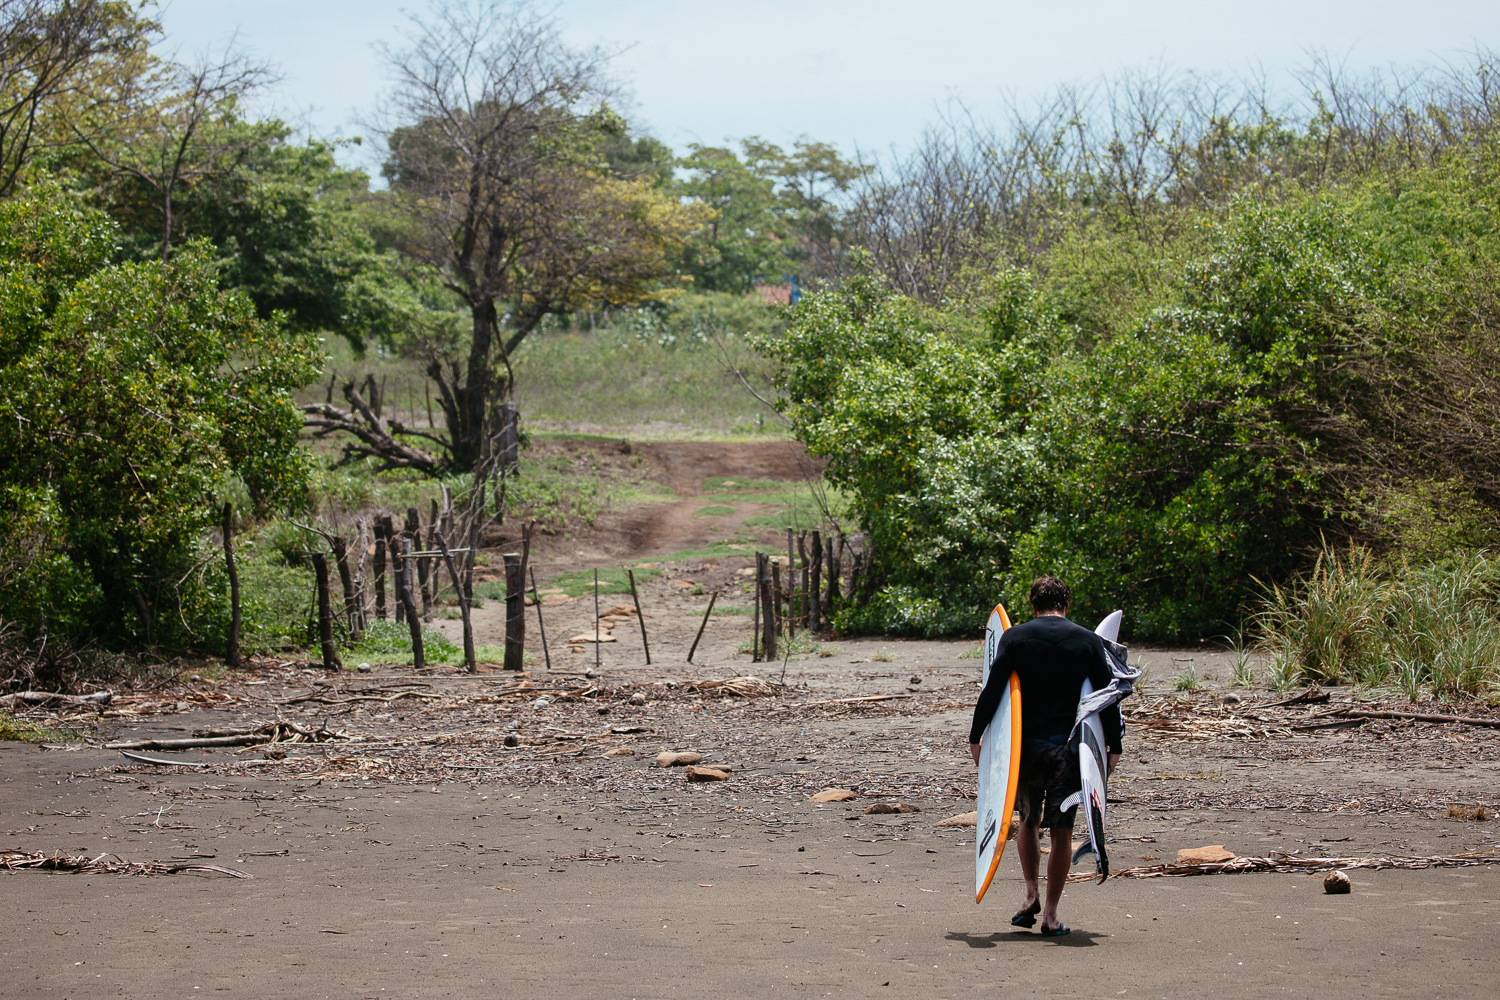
[[1016, 737, 1081, 830]]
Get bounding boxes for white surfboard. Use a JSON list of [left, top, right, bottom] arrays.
[[1067, 610, 1122, 883], [975, 604, 1020, 904]]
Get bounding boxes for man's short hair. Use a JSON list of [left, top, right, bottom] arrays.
[[1029, 576, 1071, 613]]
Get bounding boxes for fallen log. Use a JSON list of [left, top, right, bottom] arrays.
[[1071, 850, 1495, 882], [0, 690, 112, 709], [1331, 707, 1500, 729], [106, 733, 272, 750], [1, 850, 252, 878]]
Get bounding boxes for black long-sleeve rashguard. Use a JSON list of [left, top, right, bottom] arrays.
[[968, 614, 1123, 753]]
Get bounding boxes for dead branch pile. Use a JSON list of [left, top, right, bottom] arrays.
[[1123, 697, 1295, 740], [686, 676, 779, 698], [1, 850, 252, 878], [1069, 850, 1496, 882]]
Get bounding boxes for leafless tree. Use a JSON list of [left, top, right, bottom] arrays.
[[70, 48, 277, 261], [0, 0, 142, 195]]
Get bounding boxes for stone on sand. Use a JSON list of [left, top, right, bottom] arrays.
[[935, 811, 978, 827], [809, 788, 857, 803], [685, 766, 730, 782], [1176, 845, 1236, 864], [654, 751, 703, 768]]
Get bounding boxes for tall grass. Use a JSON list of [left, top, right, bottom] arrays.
[[1254, 547, 1500, 699]]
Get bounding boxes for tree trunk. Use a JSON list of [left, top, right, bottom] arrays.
[[760, 558, 778, 661]]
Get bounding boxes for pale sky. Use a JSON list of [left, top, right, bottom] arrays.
[[155, 0, 1500, 177]]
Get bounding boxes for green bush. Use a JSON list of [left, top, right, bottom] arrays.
[[1254, 547, 1500, 698]]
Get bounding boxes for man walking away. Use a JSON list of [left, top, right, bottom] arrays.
[[968, 576, 1121, 937]]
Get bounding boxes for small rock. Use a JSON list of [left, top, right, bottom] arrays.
[[597, 706, 611, 715], [175, 701, 189, 712], [601, 747, 635, 758], [531, 697, 551, 708], [809, 788, 857, 803], [629, 692, 647, 706], [1176, 845, 1236, 864], [584, 669, 597, 679], [935, 811, 978, 828], [909, 676, 921, 686], [1222, 693, 1242, 704], [357, 663, 372, 673], [1323, 870, 1352, 894], [865, 802, 922, 814], [190, 674, 202, 682], [685, 765, 730, 782], [654, 751, 703, 768], [503, 734, 519, 748]]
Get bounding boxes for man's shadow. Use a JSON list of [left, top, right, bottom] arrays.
[[946, 929, 1102, 949]]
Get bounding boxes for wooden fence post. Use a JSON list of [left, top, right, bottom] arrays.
[[504, 551, 525, 671], [398, 538, 423, 668], [311, 552, 342, 670], [760, 556, 778, 661], [373, 517, 388, 620], [810, 529, 823, 635], [770, 559, 783, 637], [221, 501, 241, 668], [331, 536, 359, 640], [751, 554, 762, 662], [826, 534, 839, 623], [785, 530, 797, 638]]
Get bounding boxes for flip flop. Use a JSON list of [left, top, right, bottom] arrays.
[[1039, 923, 1071, 937], [1010, 900, 1041, 928]]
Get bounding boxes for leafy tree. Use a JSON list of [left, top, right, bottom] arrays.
[[674, 136, 868, 292], [0, 191, 318, 647]]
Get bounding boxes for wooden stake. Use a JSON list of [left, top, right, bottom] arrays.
[[593, 568, 601, 673], [503, 552, 525, 671], [785, 529, 797, 638], [221, 501, 240, 668], [770, 559, 783, 637], [529, 566, 551, 671], [627, 568, 651, 664], [751, 554, 762, 663], [688, 590, 718, 663], [436, 536, 475, 673], [311, 552, 342, 670]]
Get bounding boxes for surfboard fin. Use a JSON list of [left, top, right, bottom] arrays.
[[1071, 840, 1094, 863], [1058, 791, 1082, 812]]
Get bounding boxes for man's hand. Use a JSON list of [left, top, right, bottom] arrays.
[[969, 742, 982, 766], [1107, 752, 1120, 776]]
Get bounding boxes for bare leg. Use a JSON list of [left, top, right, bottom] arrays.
[[1016, 821, 1041, 909], [1040, 826, 1072, 930]]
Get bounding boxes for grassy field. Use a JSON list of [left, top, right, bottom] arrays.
[[302, 304, 788, 442]]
